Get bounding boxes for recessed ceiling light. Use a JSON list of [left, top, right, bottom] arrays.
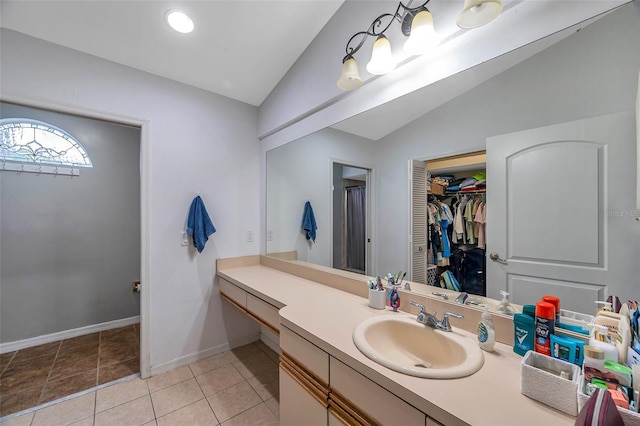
[[166, 10, 194, 34]]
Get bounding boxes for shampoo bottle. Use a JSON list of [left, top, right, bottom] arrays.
[[478, 305, 495, 352]]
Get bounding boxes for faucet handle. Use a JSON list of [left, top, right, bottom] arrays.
[[439, 312, 464, 331], [409, 301, 426, 312]]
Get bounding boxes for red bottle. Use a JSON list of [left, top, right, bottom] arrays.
[[535, 301, 556, 356], [542, 295, 561, 323]]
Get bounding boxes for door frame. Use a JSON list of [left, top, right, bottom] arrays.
[[329, 159, 374, 276], [1, 93, 151, 378]]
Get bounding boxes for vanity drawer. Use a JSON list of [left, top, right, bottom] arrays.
[[219, 278, 247, 310], [281, 326, 329, 384], [330, 357, 425, 426], [246, 293, 280, 334]]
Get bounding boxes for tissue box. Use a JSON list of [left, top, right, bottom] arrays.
[[521, 351, 580, 416], [577, 375, 640, 425]]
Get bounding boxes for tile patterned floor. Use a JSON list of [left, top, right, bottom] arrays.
[[0, 341, 279, 426], [0, 324, 140, 418]]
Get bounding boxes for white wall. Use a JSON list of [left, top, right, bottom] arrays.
[[0, 29, 261, 373]]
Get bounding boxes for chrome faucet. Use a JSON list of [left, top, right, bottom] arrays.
[[409, 301, 464, 332], [455, 292, 468, 304]]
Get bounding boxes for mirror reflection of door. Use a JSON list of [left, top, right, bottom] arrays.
[[332, 163, 370, 275], [486, 111, 637, 314]]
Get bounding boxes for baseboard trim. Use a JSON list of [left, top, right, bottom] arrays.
[[0, 316, 140, 354], [148, 332, 260, 377]]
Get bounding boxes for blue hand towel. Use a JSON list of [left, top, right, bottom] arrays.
[[301, 201, 317, 242], [187, 195, 216, 253]]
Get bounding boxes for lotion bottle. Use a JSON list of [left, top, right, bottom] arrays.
[[478, 305, 495, 352]]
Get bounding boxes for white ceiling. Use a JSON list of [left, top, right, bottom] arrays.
[[0, 0, 344, 107], [0, 0, 631, 140]]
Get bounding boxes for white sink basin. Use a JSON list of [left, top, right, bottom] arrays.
[[353, 315, 484, 379]]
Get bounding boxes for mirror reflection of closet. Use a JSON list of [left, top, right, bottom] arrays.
[[410, 151, 487, 295]]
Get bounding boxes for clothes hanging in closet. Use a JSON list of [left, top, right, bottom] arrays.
[[427, 199, 453, 266]]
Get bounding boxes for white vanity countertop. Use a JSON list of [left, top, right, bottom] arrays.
[[217, 262, 574, 426]]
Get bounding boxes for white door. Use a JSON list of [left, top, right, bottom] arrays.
[[486, 111, 638, 314]]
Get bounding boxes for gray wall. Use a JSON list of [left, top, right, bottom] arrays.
[[373, 3, 640, 300], [1, 103, 141, 342]]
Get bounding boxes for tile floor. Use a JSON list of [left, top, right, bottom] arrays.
[[0, 324, 140, 418], [1, 340, 279, 426]]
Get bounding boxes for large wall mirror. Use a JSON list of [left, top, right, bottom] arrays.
[[266, 3, 640, 316]]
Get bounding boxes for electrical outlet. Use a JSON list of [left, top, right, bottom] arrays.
[[267, 229, 274, 241], [180, 231, 190, 246], [246, 229, 254, 242]]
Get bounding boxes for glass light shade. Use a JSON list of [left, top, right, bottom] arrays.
[[366, 36, 396, 75], [403, 10, 440, 56], [457, 0, 503, 29], [166, 10, 194, 33], [337, 56, 363, 91]]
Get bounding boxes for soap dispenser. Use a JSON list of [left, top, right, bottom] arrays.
[[478, 305, 495, 352], [589, 324, 618, 363], [495, 290, 516, 316]]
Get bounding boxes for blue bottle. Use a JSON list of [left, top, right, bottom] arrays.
[[513, 313, 535, 356]]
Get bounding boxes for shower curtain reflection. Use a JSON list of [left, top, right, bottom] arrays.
[[346, 185, 366, 273]]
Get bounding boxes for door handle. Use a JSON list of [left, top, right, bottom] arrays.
[[489, 252, 507, 264]]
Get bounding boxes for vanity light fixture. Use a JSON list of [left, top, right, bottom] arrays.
[[337, 0, 502, 91], [165, 10, 194, 34]]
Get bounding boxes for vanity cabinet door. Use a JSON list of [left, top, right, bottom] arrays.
[[329, 357, 426, 425], [280, 326, 329, 382], [280, 325, 331, 425], [280, 364, 328, 426]]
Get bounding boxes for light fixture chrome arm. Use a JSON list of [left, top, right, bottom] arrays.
[[341, 0, 431, 63], [337, 0, 503, 90]]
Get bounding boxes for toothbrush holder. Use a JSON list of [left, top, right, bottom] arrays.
[[368, 289, 387, 310]]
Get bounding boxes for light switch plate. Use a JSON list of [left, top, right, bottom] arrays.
[[180, 231, 190, 246]]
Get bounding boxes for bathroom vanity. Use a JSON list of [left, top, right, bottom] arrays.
[[217, 255, 575, 426]]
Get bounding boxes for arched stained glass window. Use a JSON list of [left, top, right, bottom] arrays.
[[0, 118, 92, 167]]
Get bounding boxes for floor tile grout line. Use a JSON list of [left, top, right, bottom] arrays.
[[0, 374, 139, 423], [36, 341, 63, 405], [5, 341, 275, 424], [146, 377, 160, 423], [0, 351, 17, 377], [202, 392, 222, 426]]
